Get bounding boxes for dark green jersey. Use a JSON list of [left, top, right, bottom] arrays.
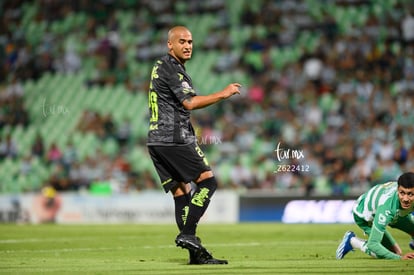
[[147, 54, 197, 145], [353, 181, 414, 259]]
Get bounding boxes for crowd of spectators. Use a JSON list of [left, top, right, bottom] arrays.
[[1, 0, 414, 196], [21, 128, 153, 193], [202, 0, 414, 195], [76, 110, 132, 146], [0, 75, 30, 133]]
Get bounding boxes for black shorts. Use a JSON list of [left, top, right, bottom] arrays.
[[148, 143, 211, 192]]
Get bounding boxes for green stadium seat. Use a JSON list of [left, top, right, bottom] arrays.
[[244, 51, 263, 72], [28, 174, 44, 190], [128, 151, 141, 172], [102, 138, 119, 157], [235, 25, 253, 48], [215, 160, 234, 187], [16, 174, 30, 192], [254, 158, 276, 183], [3, 176, 21, 193]]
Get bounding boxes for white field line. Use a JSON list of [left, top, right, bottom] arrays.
[[0, 235, 151, 244], [1, 247, 121, 253], [0, 242, 260, 254], [0, 240, 336, 254]]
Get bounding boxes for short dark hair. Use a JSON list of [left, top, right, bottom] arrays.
[[397, 172, 414, 188]]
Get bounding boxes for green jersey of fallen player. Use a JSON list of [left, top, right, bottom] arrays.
[[353, 181, 414, 259]]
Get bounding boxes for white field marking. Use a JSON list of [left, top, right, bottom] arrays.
[[1, 242, 262, 254], [1, 240, 336, 254], [142, 240, 337, 249], [0, 237, 98, 244], [1, 247, 123, 253], [0, 235, 163, 244], [0, 238, 335, 245], [1, 243, 261, 253]]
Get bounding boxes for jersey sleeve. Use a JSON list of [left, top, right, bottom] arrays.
[[366, 204, 401, 259], [166, 70, 196, 103]]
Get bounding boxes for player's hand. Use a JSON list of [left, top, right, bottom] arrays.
[[402, 252, 414, 260], [221, 83, 241, 98]]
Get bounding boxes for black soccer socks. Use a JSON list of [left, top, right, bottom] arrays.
[[182, 177, 218, 235], [174, 193, 191, 231]]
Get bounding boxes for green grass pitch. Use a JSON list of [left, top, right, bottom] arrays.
[[1, 223, 413, 274]]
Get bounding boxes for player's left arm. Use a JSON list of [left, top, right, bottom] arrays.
[[182, 83, 241, 110]]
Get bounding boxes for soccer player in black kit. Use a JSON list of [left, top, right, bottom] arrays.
[[147, 26, 241, 264]]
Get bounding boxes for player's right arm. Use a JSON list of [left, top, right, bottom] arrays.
[[182, 83, 241, 110], [366, 205, 401, 259]]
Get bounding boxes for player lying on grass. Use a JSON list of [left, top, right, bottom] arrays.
[[336, 172, 414, 260]]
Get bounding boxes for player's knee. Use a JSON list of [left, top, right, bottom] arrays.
[[196, 170, 214, 182], [171, 182, 191, 197]]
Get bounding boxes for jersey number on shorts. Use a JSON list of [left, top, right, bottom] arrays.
[[195, 145, 209, 166]]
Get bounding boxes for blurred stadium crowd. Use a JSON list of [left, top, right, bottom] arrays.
[[1, 0, 414, 196]]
